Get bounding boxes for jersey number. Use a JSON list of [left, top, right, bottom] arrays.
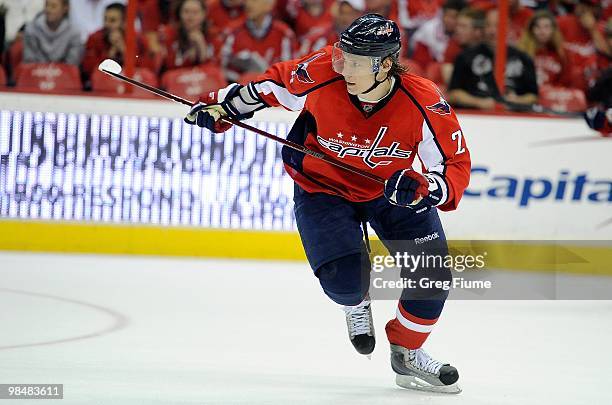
[[451, 130, 466, 154]]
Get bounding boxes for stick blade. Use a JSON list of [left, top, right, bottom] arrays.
[[98, 59, 122, 75]]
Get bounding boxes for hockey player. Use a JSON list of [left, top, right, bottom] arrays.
[[185, 14, 470, 393]]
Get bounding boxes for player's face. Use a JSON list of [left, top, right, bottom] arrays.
[[532, 17, 554, 45], [180, 0, 206, 32], [333, 48, 392, 95], [332, 44, 380, 85]]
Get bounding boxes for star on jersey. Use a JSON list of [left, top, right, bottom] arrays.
[[351, 135, 357, 141], [317, 127, 412, 168], [337, 132, 344, 138]]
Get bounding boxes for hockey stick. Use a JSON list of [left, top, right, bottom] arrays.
[[97, 59, 385, 184]]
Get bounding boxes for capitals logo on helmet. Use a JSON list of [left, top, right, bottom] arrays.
[[426, 97, 451, 116], [376, 23, 394, 36]]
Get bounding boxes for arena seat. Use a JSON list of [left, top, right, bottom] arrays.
[[161, 65, 227, 100], [0, 65, 6, 86], [16, 63, 81, 92], [91, 67, 158, 97], [538, 85, 587, 113]]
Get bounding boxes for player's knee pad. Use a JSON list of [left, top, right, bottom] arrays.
[[315, 252, 370, 306]]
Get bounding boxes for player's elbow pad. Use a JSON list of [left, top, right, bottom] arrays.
[[220, 83, 268, 120]]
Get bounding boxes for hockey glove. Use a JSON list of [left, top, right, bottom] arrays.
[[384, 169, 447, 212], [185, 103, 231, 133], [184, 83, 265, 133]]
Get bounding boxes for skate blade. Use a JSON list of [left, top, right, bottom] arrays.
[[396, 374, 462, 394]]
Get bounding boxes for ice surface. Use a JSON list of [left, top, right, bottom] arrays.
[[0, 252, 611, 405]]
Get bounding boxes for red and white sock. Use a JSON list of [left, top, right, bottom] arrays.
[[385, 303, 439, 349]]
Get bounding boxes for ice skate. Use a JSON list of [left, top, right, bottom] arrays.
[[343, 297, 375, 356], [390, 344, 461, 394]]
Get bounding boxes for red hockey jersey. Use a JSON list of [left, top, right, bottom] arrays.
[[251, 45, 471, 211], [220, 17, 297, 79]]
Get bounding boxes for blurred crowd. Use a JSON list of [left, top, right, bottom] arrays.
[[0, 0, 610, 119]]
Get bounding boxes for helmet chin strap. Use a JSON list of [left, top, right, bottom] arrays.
[[360, 71, 388, 95]]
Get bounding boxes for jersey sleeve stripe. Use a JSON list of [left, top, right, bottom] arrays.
[[246, 82, 265, 105], [254, 81, 307, 111], [417, 119, 447, 176], [399, 85, 449, 164]]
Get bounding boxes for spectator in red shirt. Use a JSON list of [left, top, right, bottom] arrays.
[[207, 0, 246, 40], [220, 0, 297, 82], [518, 10, 573, 88], [441, 7, 484, 84], [286, 0, 334, 40], [159, 0, 217, 72], [298, 0, 365, 56], [139, 0, 172, 32], [138, 0, 173, 60], [410, 0, 465, 71], [557, 0, 610, 89], [82, 3, 155, 88], [508, 0, 533, 45], [364, 0, 410, 53], [397, 0, 444, 32], [542, 0, 577, 17], [365, 0, 399, 27]]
